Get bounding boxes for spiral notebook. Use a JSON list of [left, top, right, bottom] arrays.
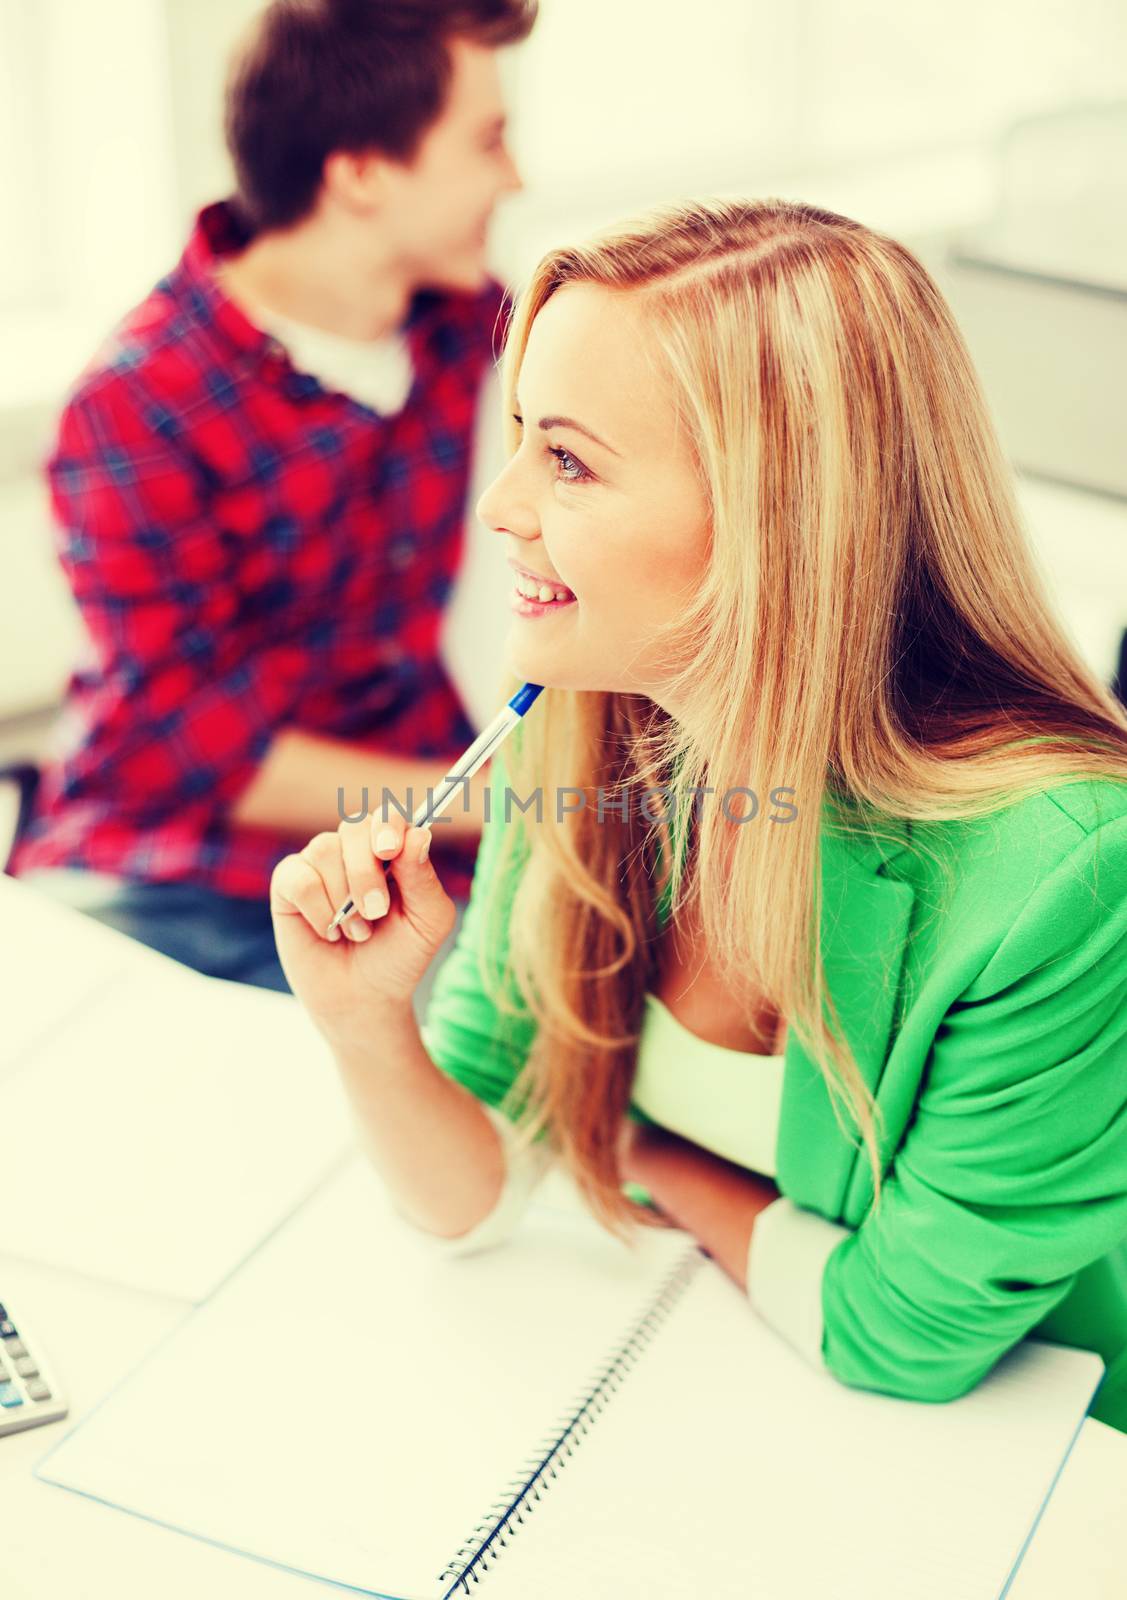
[[35, 1153, 1103, 1600]]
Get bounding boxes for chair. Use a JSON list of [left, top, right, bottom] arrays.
[[0, 760, 41, 872], [1115, 628, 1127, 709]]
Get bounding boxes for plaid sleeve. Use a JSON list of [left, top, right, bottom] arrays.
[[46, 379, 310, 821]]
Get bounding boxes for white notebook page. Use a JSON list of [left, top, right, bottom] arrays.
[[478, 1259, 1103, 1600], [0, 872, 197, 1076], [1, 959, 356, 1301], [36, 1154, 696, 1599]]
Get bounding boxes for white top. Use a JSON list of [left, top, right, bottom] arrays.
[[416, 994, 853, 1379], [250, 302, 415, 416], [251, 290, 854, 1373], [631, 992, 784, 1176], [417, 990, 784, 1259], [446, 993, 787, 1253]]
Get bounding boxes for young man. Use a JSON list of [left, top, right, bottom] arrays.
[[11, 0, 536, 996]]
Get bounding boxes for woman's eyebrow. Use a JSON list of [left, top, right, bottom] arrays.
[[514, 397, 621, 457]]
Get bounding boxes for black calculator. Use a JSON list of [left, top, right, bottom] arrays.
[[0, 1301, 68, 1437]]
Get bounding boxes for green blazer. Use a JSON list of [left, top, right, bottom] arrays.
[[421, 755, 1127, 1435]]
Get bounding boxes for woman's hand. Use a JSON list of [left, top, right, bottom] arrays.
[[616, 1117, 672, 1188], [616, 1116, 782, 1286], [269, 814, 458, 1048]]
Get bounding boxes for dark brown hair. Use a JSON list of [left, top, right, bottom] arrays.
[[224, 0, 537, 232]]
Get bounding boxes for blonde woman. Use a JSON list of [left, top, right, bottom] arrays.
[[269, 198, 1127, 1433]]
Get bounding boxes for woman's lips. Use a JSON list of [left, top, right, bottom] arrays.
[[509, 581, 578, 618], [508, 559, 574, 595]]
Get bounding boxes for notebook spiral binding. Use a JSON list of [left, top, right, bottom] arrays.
[[436, 1243, 705, 1597]]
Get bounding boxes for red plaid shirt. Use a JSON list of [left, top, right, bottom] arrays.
[[10, 200, 508, 902]]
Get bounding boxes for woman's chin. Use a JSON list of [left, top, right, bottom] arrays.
[[504, 640, 586, 693]]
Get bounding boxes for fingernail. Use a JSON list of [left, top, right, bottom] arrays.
[[373, 825, 399, 855], [345, 918, 371, 941], [417, 828, 431, 864], [363, 889, 389, 919], [327, 924, 343, 942]]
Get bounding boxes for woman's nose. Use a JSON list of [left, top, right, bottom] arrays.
[[474, 484, 499, 530], [476, 471, 537, 540]]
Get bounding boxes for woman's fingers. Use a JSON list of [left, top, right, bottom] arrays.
[[270, 832, 367, 943], [383, 822, 456, 948], [302, 830, 373, 942], [270, 818, 450, 959], [339, 813, 390, 924], [270, 839, 341, 942], [370, 814, 407, 862]]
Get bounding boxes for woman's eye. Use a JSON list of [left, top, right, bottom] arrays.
[[510, 415, 592, 485], [547, 445, 591, 484]]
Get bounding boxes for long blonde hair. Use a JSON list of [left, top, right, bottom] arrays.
[[477, 196, 1127, 1239]]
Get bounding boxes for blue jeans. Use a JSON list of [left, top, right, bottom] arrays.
[[17, 868, 466, 1024]]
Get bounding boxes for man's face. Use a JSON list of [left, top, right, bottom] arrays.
[[376, 37, 523, 292]]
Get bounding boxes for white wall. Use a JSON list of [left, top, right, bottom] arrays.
[[3, 0, 1127, 749]]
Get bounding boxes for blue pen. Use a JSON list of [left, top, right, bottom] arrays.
[[325, 682, 544, 933]]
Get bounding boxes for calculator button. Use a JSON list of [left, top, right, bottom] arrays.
[[14, 1357, 39, 1380], [0, 1320, 17, 1339], [6, 1340, 28, 1360], [0, 1382, 22, 1408], [25, 1380, 52, 1403]]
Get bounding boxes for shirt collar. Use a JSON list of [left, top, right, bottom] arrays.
[[175, 198, 274, 362], [170, 196, 446, 375]]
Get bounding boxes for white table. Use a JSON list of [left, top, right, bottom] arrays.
[[2, 877, 1126, 1598]]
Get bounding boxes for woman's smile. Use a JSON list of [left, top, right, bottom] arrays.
[[508, 557, 578, 617], [478, 283, 710, 701], [509, 582, 578, 618]]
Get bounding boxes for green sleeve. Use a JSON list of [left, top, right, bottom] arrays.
[[418, 743, 540, 1116], [418, 743, 659, 1204], [821, 813, 1127, 1403]]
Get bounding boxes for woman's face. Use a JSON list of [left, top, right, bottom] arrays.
[[475, 283, 710, 705]]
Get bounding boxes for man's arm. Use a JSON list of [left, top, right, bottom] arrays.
[[45, 382, 493, 847], [45, 385, 315, 822], [230, 728, 491, 843]]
